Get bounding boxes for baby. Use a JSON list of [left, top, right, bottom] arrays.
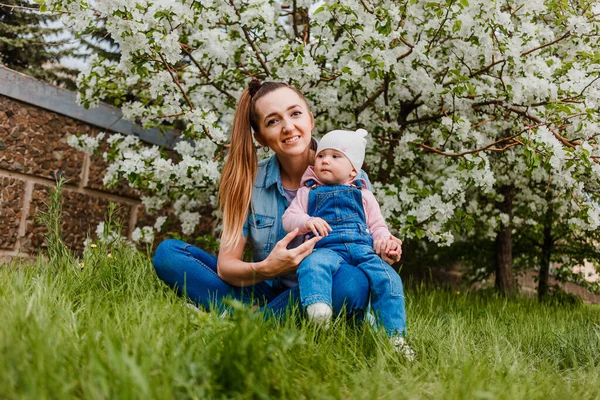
[[282, 128, 412, 356]]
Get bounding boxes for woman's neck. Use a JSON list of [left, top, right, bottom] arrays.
[[277, 150, 314, 189]]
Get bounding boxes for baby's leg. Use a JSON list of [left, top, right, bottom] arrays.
[[353, 248, 406, 336], [297, 248, 345, 326]]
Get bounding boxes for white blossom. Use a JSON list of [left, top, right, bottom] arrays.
[[131, 226, 155, 244], [67, 132, 105, 154], [54, 0, 600, 257]]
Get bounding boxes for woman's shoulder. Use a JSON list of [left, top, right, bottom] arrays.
[[258, 156, 272, 168], [357, 169, 373, 191]]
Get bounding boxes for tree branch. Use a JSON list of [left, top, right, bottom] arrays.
[[0, 2, 41, 11], [331, 15, 359, 46], [355, 84, 385, 116], [180, 44, 237, 102], [228, 0, 271, 76], [158, 52, 220, 144], [397, 48, 413, 61], [565, 76, 600, 102], [448, 29, 573, 85], [411, 128, 531, 157], [240, 26, 271, 76], [470, 58, 506, 78], [505, 106, 580, 148], [292, 0, 299, 38], [399, 36, 414, 49], [360, 0, 373, 13], [158, 52, 194, 111], [521, 30, 571, 56], [427, 2, 453, 53]]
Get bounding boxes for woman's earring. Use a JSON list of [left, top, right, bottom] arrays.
[[262, 146, 270, 152]]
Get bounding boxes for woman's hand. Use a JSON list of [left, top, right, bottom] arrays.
[[255, 228, 321, 278], [373, 235, 403, 265], [217, 229, 320, 286]]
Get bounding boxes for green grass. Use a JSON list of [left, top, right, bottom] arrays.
[[2, 181, 598, 399], [0, 244, 599, 399]]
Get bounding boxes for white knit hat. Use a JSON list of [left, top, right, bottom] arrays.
[[316, 128, 368, 172]]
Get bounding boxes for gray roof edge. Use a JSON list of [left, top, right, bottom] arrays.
[[0, 65, 179, 149]]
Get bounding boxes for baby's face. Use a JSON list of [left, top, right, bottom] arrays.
[[314, 148, 357, 184]]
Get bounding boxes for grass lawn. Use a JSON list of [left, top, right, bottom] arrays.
[[1, 240, 599, 400]]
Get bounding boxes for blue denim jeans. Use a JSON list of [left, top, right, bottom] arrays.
[[298, 242, 406, 336], [152, 239, 370, 318], [298, 181, 407, 336]]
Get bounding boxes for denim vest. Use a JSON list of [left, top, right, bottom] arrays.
[[243, 155, 289, 263], [243, 155, 373, 262]]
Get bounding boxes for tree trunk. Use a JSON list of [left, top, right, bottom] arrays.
[[495, 185, 516, 295], [538, 193, 554, 300]]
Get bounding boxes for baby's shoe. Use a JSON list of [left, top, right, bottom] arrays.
[[185, 302, 206, 317], [306, 302, 333, 329], [390, 336, 416, 361]]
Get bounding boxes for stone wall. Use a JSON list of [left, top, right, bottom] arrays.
[[0, 66, 213, 262], [0, 95, 140, 260]]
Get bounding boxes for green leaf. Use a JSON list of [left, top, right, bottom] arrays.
[[376, 19, 392, 35], [452, 20, 462, 33]]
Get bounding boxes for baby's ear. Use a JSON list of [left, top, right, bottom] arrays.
[[350, 170, 358, 178]]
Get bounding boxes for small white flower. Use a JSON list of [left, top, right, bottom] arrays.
[[154, 216, 167, 231]]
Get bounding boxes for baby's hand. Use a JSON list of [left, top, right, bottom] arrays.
[[373, 237, 402, 263], [305, 217, 332, 237]]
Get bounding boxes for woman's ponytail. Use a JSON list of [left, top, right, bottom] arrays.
[[218, 88, 257, 250]]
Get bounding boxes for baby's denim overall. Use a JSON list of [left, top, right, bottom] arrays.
[[297, 180, 407, 335]]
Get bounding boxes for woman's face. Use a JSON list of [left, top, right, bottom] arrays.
[[253, 87, 314, 158]]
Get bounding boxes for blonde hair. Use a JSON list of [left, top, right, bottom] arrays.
[[218, 81, 309, 250]]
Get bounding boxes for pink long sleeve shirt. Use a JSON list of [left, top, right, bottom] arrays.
[[282, 166, 392, 240]]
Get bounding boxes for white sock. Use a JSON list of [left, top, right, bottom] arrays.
[[306, 302, 333, 328]]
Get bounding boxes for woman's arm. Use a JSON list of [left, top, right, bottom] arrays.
[[217, 229, 321, 286]]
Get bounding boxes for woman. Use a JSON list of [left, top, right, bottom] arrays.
[[153, 80, 403, 317]]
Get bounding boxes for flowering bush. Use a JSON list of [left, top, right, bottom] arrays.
[[51, 0, 600, 286]]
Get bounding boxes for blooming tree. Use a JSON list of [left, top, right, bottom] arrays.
[[53, 0, 600, 291], [450, 144, 600, 294]]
